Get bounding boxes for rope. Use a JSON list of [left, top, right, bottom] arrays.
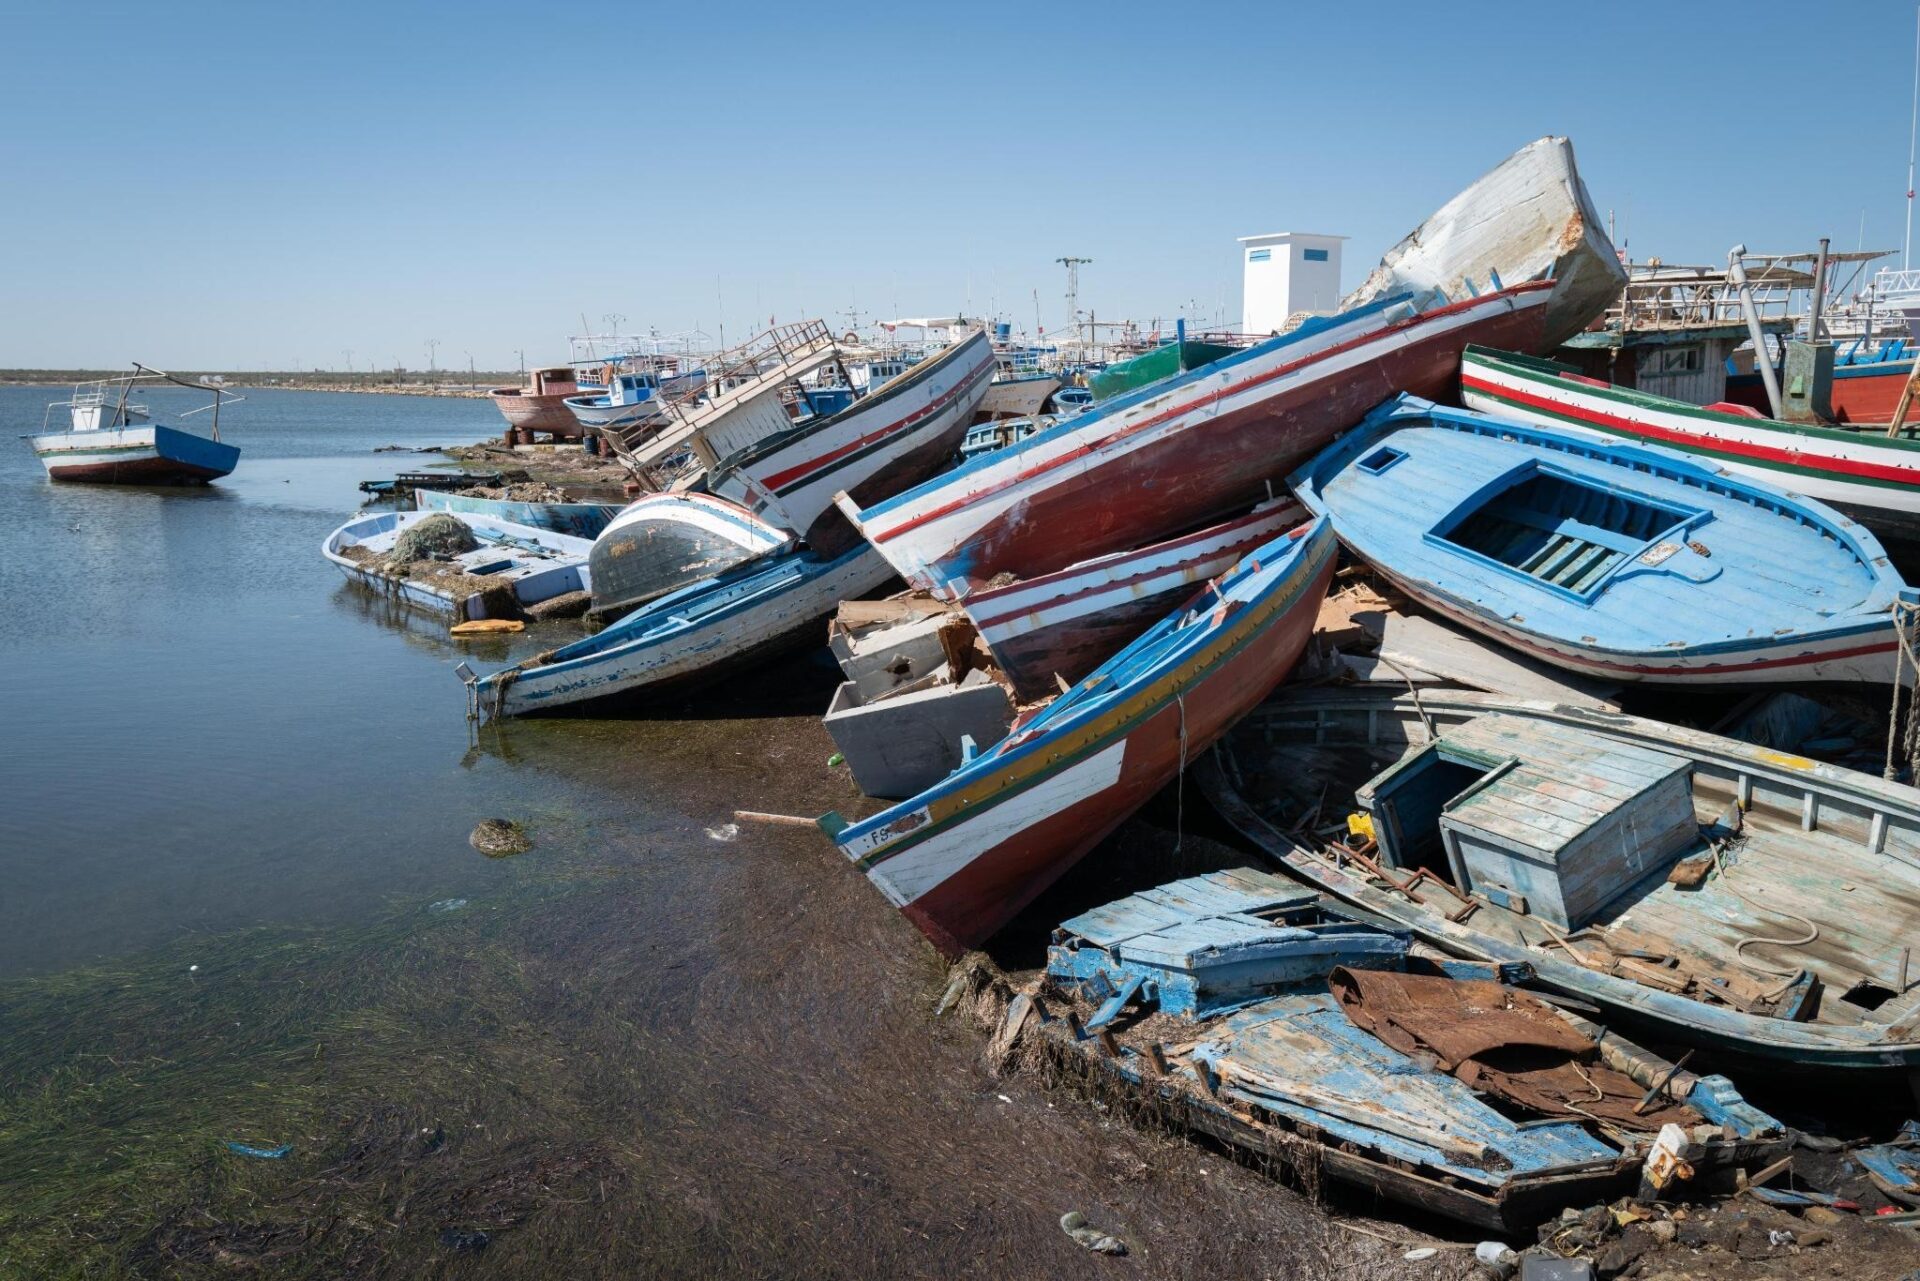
[[1709, 838, 1819, 996], [1887, 600, 1920, 781], [1374, 655, 1436, 738]]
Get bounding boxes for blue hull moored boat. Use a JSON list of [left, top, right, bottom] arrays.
[[1290, 394, 1915, 686]]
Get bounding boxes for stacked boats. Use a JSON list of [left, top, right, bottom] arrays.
[[316, 134, 1920, 1226]]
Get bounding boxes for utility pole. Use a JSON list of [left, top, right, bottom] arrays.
[[425, 339, 439, 381], [342, 348, 353, 379], [467, 352, 475, 391], [516, 349, 525, 376], [1056, 256, 1092, 338]]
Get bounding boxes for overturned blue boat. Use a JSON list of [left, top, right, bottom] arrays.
[[1007, 869, 1785, 1230], [1290, 394, 1914, 686]]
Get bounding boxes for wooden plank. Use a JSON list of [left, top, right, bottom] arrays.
[[1369, 611, 1621, 711]]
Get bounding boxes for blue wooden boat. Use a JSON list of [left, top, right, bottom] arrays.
[[414, 488, 622, 539], [1291, 394, 1915, 685], [29, 367, 241, 484], [1203, 687, 1920, 1078], [1018, 869, 1785, 1229], [323, 510, 592, 621], [465, 542, 894, 718], [357, 471, 502, 497]]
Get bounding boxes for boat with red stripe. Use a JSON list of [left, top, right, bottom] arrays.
[[1291, 395, 1915, 687], [1462, 345, 1920, 544]]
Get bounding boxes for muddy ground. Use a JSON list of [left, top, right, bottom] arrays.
[[3, 651, 1919, 1278]]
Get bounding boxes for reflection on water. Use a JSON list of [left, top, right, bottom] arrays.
[[0, 385, 622, 977]]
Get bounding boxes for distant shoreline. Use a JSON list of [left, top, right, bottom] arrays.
[[0, 375, 498, 399]]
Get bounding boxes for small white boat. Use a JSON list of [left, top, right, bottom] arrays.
[[323, 510, 592, 620]]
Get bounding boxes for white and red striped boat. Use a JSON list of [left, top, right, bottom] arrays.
[[837, 285, 1557, 596], [822, 518, 1338, 955], [959, 497, 1307, 702], [709, 328, 997, 550], [1461, 345, 1920, 545]]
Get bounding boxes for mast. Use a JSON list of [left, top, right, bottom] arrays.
[[1907, 3, 1918, 269]]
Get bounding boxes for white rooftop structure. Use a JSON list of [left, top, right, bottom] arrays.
[[1240, 232, 1346, 335]]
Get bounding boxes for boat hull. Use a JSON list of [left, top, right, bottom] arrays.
[[1726, 359, 1915, 425], [832, 521, 1337, 955], [490, 391, 580, 435], [962, 498, 1308, 702], [323, 511, 593, 620], [711, 328, 997, 549], [1463, 347, 1920, 543], [32, 423, 239, 484], [414, 489, 622, 539], [1292, 396, 1911, 688], [975, 374, 1061, 421], [843, 285, 1554, 596], [474, 543, 895, 717]]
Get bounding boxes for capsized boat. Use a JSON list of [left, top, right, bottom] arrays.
[[323, 510, 592, 621], [1202, 687, 1920, 1077], [584, 492, 799, 621], [960, 497, 1308, 702], [28, 366, 241, 484], [1462, 346, 1920, 544], [609, 324, 996, 552], [1017, 869, 1785, 1229], [415, 487, 623, 539], [820, 519, 1337, 955], [465, 540, 892, 718], [1291, 395, 1914, 685]]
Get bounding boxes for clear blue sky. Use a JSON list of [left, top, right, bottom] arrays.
[[4, 0, 1917, 370]]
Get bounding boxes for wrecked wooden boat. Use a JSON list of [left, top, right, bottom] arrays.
[[1016, 868, 1786, 1230], [1291, 395, 1913, 685], [584, 493, 799, 622], [837, 137, 1624, 598], [820, 519, 1337, 955], [324, 510, 593, 621], [1202, 687, 1920, 1076], [607, 324, 995, 550], [465, 541, 893, 717], [960, 497, 1308, 703], [1462, 346, 1920, 544], [415, 488, 623, 539]]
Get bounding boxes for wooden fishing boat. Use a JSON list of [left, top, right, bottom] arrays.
[[466, 541, 893, 717], [974, 372, 1061, 421], [1291, 395, 1913, 685], [704, 327, 996, 550], [29, 367, 240, 484], [960, 497, 1307, 702], [489, 366, 581, 437], [1202, 687, 1920, 1077], [323, 510, 592, 620], [820, 519, 1337, 955], [837, 285, 1558, 598], [584, 492, 798, 621], [357, 471, 503, 497], [1018, 869, 1785, 1229], [1462, 346, 1920, 543], [415, 488, 623, 539], [1725, 344, 1916, 425]]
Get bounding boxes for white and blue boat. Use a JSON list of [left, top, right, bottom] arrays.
[[28, 367, 241, 485], [563, 368, 704, 431], [414, 488, 623, 539], [323, 510, 593, 621], [466, 541, 893, 717], [1291, 394, 1915, 686]]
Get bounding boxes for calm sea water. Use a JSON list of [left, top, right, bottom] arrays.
[[0, 385, 665, 976]]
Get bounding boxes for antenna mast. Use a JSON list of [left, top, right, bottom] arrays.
[[1908, 4, 1918, 268], [1056, 257, 1091, 339]]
